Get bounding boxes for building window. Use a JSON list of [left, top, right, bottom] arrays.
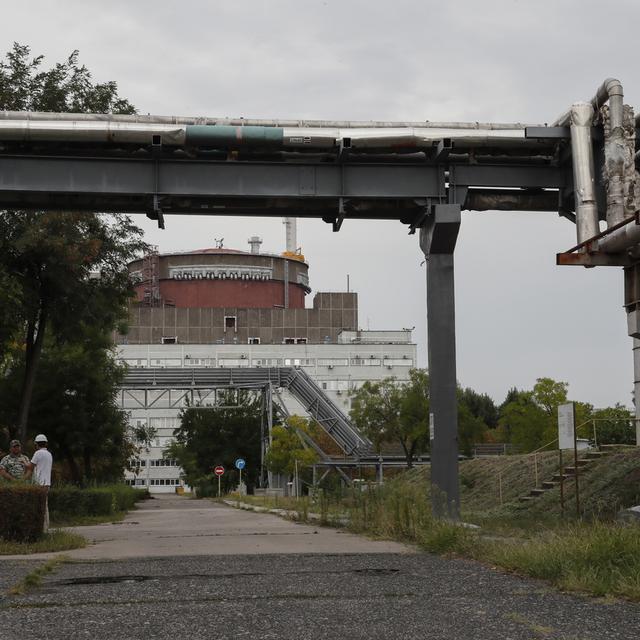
[[219, 358, 249, 367], [350, 358, 381, 366], [252, 358, 282, 367], [224, 316, 237, 332], [161, 336, 177, 344], [123, 358, 148, 368], [296, 338, 307, 344], [150, 358, 182, 368], [284, 358, 315, 367], [248, 337, 260, 345], [318, 358, 349, 367], [283, 337, 295, 344], [383, 358, 414, 367]]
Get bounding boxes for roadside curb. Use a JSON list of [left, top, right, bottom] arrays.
[[222, 499, 349, 526]]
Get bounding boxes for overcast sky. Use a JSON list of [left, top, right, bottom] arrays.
[[2, 0, 638, 408]]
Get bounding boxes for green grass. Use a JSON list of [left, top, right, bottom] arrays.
[[0, 530, 85, 556], [230, 452, 640, 601], [50, 509, 128, 528], [8, 554, 70, 594], [485, 520, 640, 599]]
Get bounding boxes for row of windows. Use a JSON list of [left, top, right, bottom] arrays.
[[130, 459, 177, 467], [124, 357, 414, 368], [126, 478, 181, 486]]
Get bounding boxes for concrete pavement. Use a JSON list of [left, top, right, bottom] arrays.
[[1, 494, 639, 639], [67, 494, 414, 559]]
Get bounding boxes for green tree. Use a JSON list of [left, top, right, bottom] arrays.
[[499, 392, 548, 452], [265, 416, 319, 477], [350, 369, 430, 468], [169, 392, 263, 491], [0, 43, 140, 441], [0, 213, 146, 441], [531, 377, 569, 416], [457, 402, 488, 457], [592, 404, 635, 445], [459, 386, 499, 428], [0, 328, 131, 482]]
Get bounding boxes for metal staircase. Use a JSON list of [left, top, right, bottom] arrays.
[[121, 366, 372, 457]]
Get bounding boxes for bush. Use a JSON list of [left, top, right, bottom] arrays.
[[49, 486, 114, 519], [102, 483, 147, 511], [48, 484, 146, 520], [0, 484, 47, 542]]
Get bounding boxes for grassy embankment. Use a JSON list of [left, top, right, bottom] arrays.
[[233, 447, 640, 600]]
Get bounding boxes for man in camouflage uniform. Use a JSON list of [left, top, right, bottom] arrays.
[[0, 440, 32, 481]]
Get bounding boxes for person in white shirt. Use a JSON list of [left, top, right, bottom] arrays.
[[30, 434, 52, 532]]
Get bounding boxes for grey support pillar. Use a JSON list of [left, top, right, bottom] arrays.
[[420, 204, 461, 519]]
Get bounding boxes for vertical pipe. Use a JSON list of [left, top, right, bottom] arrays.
[[283, 259, 289, 309], [284, 217, 297, 253], [570, 102, 599, 243], [593, 79, 626, 227]]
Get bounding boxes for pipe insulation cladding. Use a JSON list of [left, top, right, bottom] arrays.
[[570, 102, 599, 243], [0, 118, 546, 152]]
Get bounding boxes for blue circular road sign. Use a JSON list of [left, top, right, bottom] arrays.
[[235, 458, 246, 470]]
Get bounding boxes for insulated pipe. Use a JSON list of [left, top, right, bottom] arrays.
[[595, 79, 625, 227], [0, 109, 538, 130], [0, 119, 542, 151], [595, 217, 640, 253], [283, 218, 297, 253], [569, 102, 599, 243]]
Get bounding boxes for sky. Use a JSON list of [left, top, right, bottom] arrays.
[[1, 0, 638, 408]]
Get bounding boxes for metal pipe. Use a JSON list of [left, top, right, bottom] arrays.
[[0, 109, 539, 130], [0, 118, 553, 153], [283, 218, 297, 253], [569, 102, 599, 243], [596, 79, 626, 227], [0, 118, 540, 151], [597, 217, 640, 253]]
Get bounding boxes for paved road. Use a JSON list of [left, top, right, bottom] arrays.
[[1, 495, 639, 639]]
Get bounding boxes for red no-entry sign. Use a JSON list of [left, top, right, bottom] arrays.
[[214, 465, 225, 477]]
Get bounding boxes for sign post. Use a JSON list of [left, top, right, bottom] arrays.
[[558, 402, 579, 517], [214, 465, 225, 497], [235, 458, 246, 489]]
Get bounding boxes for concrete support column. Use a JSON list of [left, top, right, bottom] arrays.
[[420, 204, 461, 519]]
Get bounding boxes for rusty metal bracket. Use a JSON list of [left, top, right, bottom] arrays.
[[557, 210, 640, 267]]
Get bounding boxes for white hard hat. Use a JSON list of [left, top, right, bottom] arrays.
[[34, 434, 48, 443]]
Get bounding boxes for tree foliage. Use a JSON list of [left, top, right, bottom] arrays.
[[0, 329, 132, 482], [0, 43, 135, 113], [167, 392, 264, 491], [265, 416, 319, 477], [0, 43, 142, 441]]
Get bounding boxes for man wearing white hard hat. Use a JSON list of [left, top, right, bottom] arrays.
[[31, 434, 52, 532]]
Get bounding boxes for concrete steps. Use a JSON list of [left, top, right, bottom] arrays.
[[516, 449, 608, 505]]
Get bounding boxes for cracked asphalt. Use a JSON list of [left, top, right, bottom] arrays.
[[1, 495, 639, 639]]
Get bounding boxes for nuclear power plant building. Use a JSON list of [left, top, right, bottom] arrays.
[[115, 236, 417, 492]]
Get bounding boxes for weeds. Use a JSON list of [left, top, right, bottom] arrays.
[[9, 554, 70, 595], [485, 520, 640, 599], [0, 530, 86, 556]]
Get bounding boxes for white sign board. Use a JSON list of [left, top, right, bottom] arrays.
[[429, 413, 435, 441], [557, 402, 575, 450]]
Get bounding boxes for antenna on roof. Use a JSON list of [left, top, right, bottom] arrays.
[[214, 238, 224, 249]]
